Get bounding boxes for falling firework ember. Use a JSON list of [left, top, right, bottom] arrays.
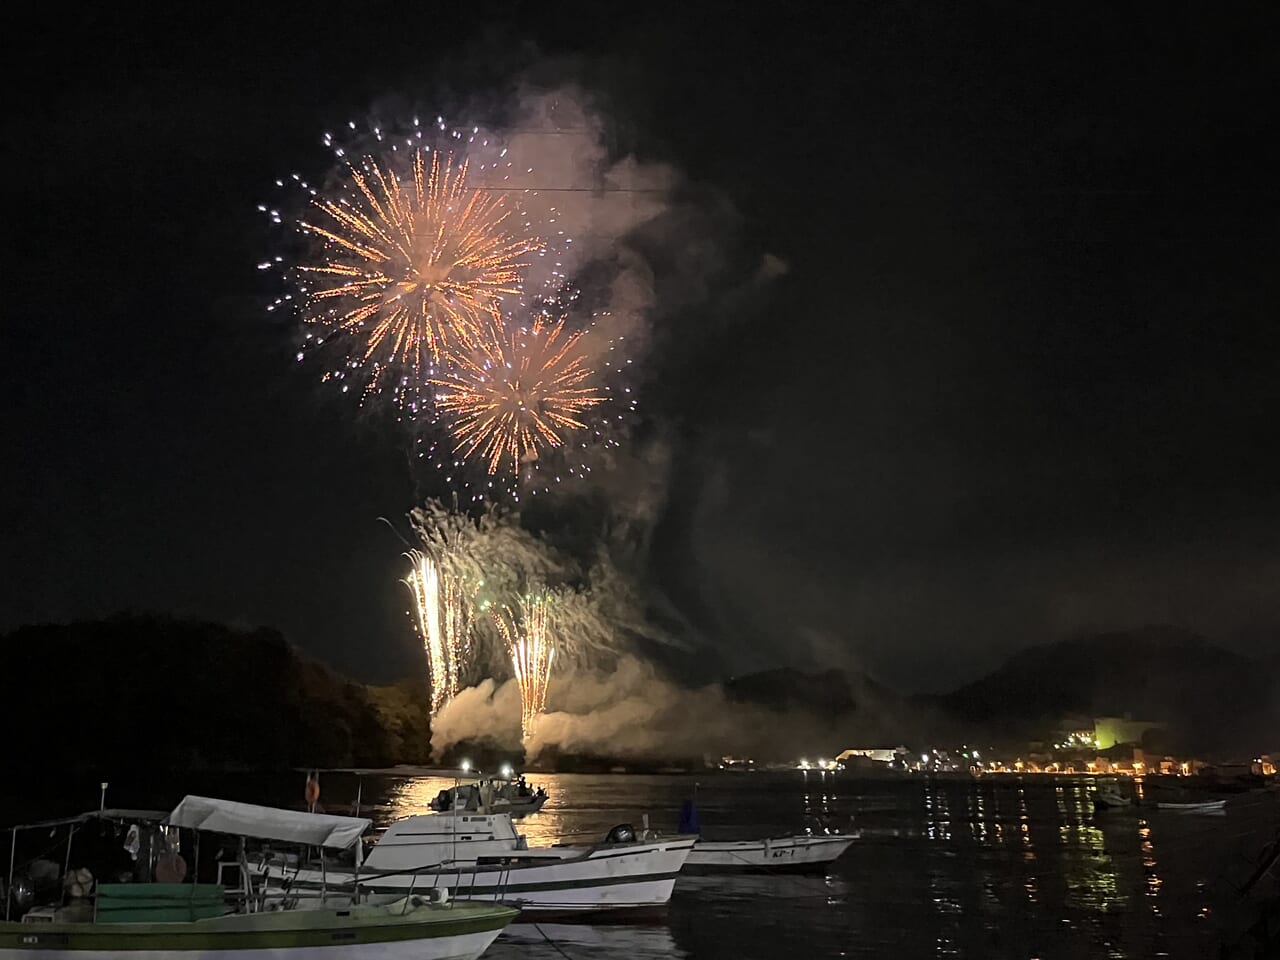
[[493, 594, 556, 739], [431, 310, 606, 478], [403, 549, 476, 716]]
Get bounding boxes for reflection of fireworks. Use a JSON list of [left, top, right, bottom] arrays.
[[493, 595, 556, 739], [298, 147, 542, 383], [432, 312, 605, 477], [403, 549, 476, 716]]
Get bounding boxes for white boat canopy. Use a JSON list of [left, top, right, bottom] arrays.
[[167, 796, 370, 850]]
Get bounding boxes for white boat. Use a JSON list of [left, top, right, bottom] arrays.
[[1092, 787, 1133, 810], [0, 798, 516, 960], [683, 834, 854, 873], [1156, 799, 1227, 815], [429, 777, 548, 818], [279, 809, 696, 918]]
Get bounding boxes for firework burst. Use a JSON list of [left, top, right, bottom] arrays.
[[296, 143, 543, 394], [403, 549, 477, 716], [493, 594, 556, 739], [431, 310, 606, 478]]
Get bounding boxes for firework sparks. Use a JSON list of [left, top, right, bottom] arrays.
[[298, 147, 543, 384], [431, 311, 605, 477], [403, 549, 477, 716], [493, 594, 556, 739]]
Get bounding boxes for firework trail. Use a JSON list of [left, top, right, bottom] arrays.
[[403, 549, 477, 716], [431, 309, 606, 478], [296, 144, 543, 394], [493, 594, 556, 739]]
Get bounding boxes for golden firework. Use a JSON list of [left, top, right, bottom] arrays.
[[432, 312, 605, 476], [493, 595, 556, 739], [299, 148, 542, 374], [404, 549, 476, 716]]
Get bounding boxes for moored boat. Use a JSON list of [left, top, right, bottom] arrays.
[[280, 810, 696, 918], [429, 776, 548, 818], [683, 835, 855, 874], [1092, 786, 1133, 810], [1, 798, 517, 960], [1155, 799, 1227, 815], [0, 896, 516, 960], [673, 799, 853, 874]]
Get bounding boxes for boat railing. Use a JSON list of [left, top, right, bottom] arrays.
[[256, 855, 515, 910]]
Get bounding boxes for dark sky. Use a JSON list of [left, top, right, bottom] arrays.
[[4, 4, 1278, 692]]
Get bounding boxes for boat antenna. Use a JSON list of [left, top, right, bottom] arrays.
[[99, 782, 108, 813]]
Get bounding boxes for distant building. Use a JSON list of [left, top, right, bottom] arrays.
[[836, 747, 904, 765], [1094, 716, 1165, 749]]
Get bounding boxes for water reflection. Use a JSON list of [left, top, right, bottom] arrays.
[[326, 771, 1244, 958], [495, 923, 685, 959], [1138, 818, 1163, 917]]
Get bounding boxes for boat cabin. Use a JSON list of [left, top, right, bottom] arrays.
[[362, 813, 525, 871]]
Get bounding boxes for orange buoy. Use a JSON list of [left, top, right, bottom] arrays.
[[305, 773, 320, 806]]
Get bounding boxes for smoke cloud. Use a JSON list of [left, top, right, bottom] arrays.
[[379, 75, 794, 756], [429, 677, 523, 757], [429, 656, 937, 763]]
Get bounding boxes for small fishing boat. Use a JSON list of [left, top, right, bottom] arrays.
[[429, 776, 548, 818], [675, 799, 853, 874], [281, 806, 696, 918], [683, 834, 855, 873], [1156, 799, 1227, 815], [1092, 786, 1133, 810], [1, 797, 517, 960], [0, 896, 516, 960]]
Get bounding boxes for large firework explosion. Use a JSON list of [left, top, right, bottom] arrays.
[[269, 119, 631, 500], [299, 145, 540, 397], [493, 593, 556, 739], [430, 308, 607, 477], [266, 119, 562, 408]]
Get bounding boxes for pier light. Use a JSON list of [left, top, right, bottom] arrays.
[[500, 764, 513, 779], [460, 759, 472, 773]]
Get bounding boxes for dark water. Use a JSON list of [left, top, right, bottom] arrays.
[[6, 772, 1279, 958]]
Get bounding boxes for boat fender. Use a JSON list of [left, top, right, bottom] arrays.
[[606, 824, 636, 844], [155, 852, 187, 883]]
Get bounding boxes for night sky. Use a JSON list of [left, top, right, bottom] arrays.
[[4, 4, 1278, 692]]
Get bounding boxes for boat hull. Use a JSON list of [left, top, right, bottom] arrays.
[[0, 900, 515, 960], [293, 838, 696, 918], [1156, 800, 1227, 814], [683, 835, 854, 874], [1092, 795, 1132, 810]]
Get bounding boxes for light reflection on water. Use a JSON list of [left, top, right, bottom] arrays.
[[292, 773, 1280, 958], [496, 922, 685, 959]]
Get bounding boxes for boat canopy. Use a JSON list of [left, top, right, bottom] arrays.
[[167, 796, 370, 850], [5, 809, 170, 832]]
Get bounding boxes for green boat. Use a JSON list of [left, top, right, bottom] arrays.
[[1, 798, 516, 960]]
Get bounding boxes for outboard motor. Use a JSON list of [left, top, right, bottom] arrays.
[[605, 823, 636, 844]]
